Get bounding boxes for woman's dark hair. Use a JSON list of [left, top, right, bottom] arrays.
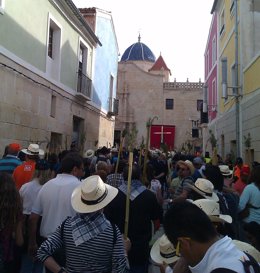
[[248, 165, 260, 189], [203, 165, 224, 191], [59, 152, 83, 174], [0, 172, 22, 230], [123, 164, 141, 181], [164, 201, 217, 245]]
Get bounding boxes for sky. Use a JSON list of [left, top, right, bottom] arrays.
[[72, 0, 214, 82]]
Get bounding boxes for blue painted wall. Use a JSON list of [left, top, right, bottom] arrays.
[[92, 15, 118, 111]]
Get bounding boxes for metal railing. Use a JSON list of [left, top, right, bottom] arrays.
[[77, 71, 92, 98]]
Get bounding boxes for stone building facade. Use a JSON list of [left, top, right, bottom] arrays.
[[115, 37, 203, 152]]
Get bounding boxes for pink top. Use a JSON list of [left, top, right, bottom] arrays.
[[233, 179, 247, 196]]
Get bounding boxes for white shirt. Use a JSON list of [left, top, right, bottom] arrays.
[[189, 236, 252, 273], [19, 178, 42, 215], [32, 173, 81, 238]]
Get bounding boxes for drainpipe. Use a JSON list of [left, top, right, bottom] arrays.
[[235, 0, 241, 157]]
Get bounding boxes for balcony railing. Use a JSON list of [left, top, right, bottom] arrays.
[[77, 71, 92, 99]]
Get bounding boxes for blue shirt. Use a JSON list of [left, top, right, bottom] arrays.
[[0, 155, 22, 174], [239, 183, 260, 224]]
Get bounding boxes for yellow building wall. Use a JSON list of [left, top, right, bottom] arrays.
[[244, 56, 260, 94], [218, 0, 240, 113]]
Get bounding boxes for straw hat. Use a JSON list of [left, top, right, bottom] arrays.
[[71, 175, 118, 213], [150, 234, 179, 265], [84, 149, 94, 159], [21, 143, 44, 156], [232, 240, 260, 262], [188, 178, 219, 201], [177, 160, 195, 175], [219, 165, 233, 176], [193, 199, 232, 223]]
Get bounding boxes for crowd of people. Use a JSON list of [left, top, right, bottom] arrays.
[[0, 142, 260, 273]]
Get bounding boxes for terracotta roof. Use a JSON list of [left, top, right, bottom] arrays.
[[149, 55, 171, 75]]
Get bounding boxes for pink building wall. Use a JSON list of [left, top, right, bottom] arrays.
[[204, 12, 218, 122]]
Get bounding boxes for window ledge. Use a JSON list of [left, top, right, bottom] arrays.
[[0, 8, 5, 15]]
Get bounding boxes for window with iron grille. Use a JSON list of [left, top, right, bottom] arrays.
[[165, 99, 174, 110]]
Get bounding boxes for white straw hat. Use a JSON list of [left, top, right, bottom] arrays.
[[150, 234, 179, 265], [71, 175, 118, 213], [84, 149, 94, 159], [188, 178, 219, 201], [219, 165, 233, 176], [232, 240, 260, 263], [177, 160, 195, 175], [21, 143, 44, 156], [193, 199, 232, 223]]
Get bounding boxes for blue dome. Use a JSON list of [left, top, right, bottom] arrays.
[[121, 37, 155, 62]]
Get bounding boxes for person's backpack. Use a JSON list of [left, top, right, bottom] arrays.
[[217, 192, 240, 238], [96, 156, 108, 165]]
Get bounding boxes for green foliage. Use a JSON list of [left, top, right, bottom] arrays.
[[209, 130, 217, 149], [243, 133, 251, 148], [146, 116, 158, 127], [126, 124, 138, 152]]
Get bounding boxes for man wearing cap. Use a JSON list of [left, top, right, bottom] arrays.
[[13, 143, 44, 190], [192, 157, 204, 179], [233, 165, 250, 195], [90, 146, 111, 174], [172, 160, 195, 202], [0, 143, 22, 174]]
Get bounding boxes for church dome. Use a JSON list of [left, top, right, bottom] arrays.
[[121, 35, 156, 62]]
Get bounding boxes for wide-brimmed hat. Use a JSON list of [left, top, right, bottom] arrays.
[[177, 160, 195, 175], [71, 175, 118, 213], [188, 178, 219, 201], [219, 165, 233, 176], [150, 234, 179, 265], [98, 146, 110, 155], [193, 199, 232, 223], [232, 240, 260, 262], [21, 143, 44, 156], [84, 149, 94, 159]]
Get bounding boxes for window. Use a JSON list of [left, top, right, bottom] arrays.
[[165, 99, 174, 110], [46, 15, 61, 81], [212, 36, 216, 64], [197, 100, 203, 111], [230, 0, 235, 15], [0, 0, 5, 14], [108, 75, 114, 112], [220, 9, 225, 36], [48, 27, 54, 58], [207, 50, 210, 73], [231, 63, 237, 95], [50, 95, 56, 117], [212, 79, 217, 110], [77, 42, 91, 98]]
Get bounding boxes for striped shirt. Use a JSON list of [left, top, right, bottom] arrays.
[[0, 155, 22, 174], [173, 176, 194, 199], [106, 173, 124, 188], [37, 217, 129, 273]]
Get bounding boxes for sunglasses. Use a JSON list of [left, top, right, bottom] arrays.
[[175, 237, 191, 257], [178, 167, 188, 172]]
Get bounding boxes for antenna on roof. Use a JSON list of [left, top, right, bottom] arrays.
[[138, 31, 141, 43]]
